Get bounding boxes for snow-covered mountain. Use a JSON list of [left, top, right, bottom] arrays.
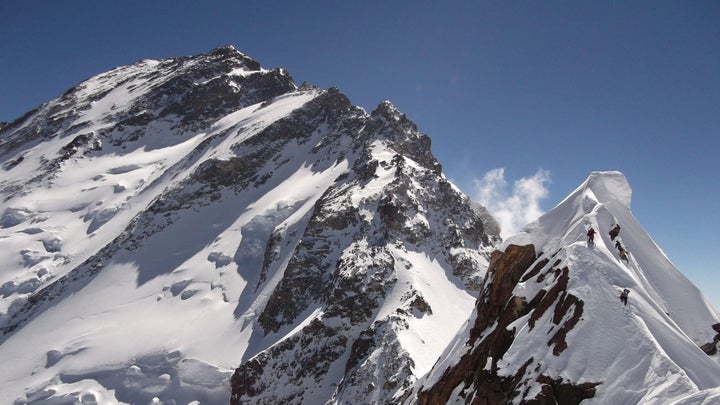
[[408, 171, 720, 404], [0, 46, 499, 404], [1, 46, 718, 405]]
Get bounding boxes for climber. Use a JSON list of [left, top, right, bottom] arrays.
[[609, 224, 621, 241], [620, 288, 630, 306], [615, 240, 629, 262], [619, 249, 629, 263], [587, 227, 596, 243]]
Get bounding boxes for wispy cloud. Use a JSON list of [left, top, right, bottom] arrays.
[[472, 168, 551, 238]]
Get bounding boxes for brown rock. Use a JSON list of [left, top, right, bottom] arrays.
[[415, 245, 598, 404]]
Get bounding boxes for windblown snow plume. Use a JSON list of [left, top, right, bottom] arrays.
[[473, 168, 550, 238]]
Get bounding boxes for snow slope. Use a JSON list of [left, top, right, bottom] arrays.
[[0, 61, 323, 403]]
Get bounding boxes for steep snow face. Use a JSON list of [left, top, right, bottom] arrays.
[[518, 171, 718, 343], [0, 47, 499, 404], [506, 173, 720, 403], [411, 171, 720, 404]]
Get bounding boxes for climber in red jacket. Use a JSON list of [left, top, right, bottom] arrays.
[[587, 227, 596, 243]]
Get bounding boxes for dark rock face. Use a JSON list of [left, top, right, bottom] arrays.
[[535, 376, 600, 405], [230, 319, 348, 404], [230, 96, 499, 401], [416, 245, 599, 405], [701, 322, 720, 355]]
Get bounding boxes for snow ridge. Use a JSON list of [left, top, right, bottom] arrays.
[[410, 171, 720, 404]]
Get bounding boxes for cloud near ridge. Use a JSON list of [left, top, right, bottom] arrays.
[[472, 168, 551, 239]]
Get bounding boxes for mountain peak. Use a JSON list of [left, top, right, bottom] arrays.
[[577, 170, 632, 209], [200, 44, 262, 71], [370, 100, 404, 121], [0, 46, 499, 404], [506, 170, 633, 255], [210, 44, 238, 53]]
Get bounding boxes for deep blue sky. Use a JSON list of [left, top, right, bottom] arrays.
[[1, 1, 719, 308]]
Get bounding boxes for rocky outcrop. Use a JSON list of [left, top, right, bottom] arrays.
[[415, 245, 599, 405], [701, 323, 720, 355], [230, 319, 349, 404]]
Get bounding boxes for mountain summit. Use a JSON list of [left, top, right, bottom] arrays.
[[0, 46, 499, 404], [410, 171, 720, 404]]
